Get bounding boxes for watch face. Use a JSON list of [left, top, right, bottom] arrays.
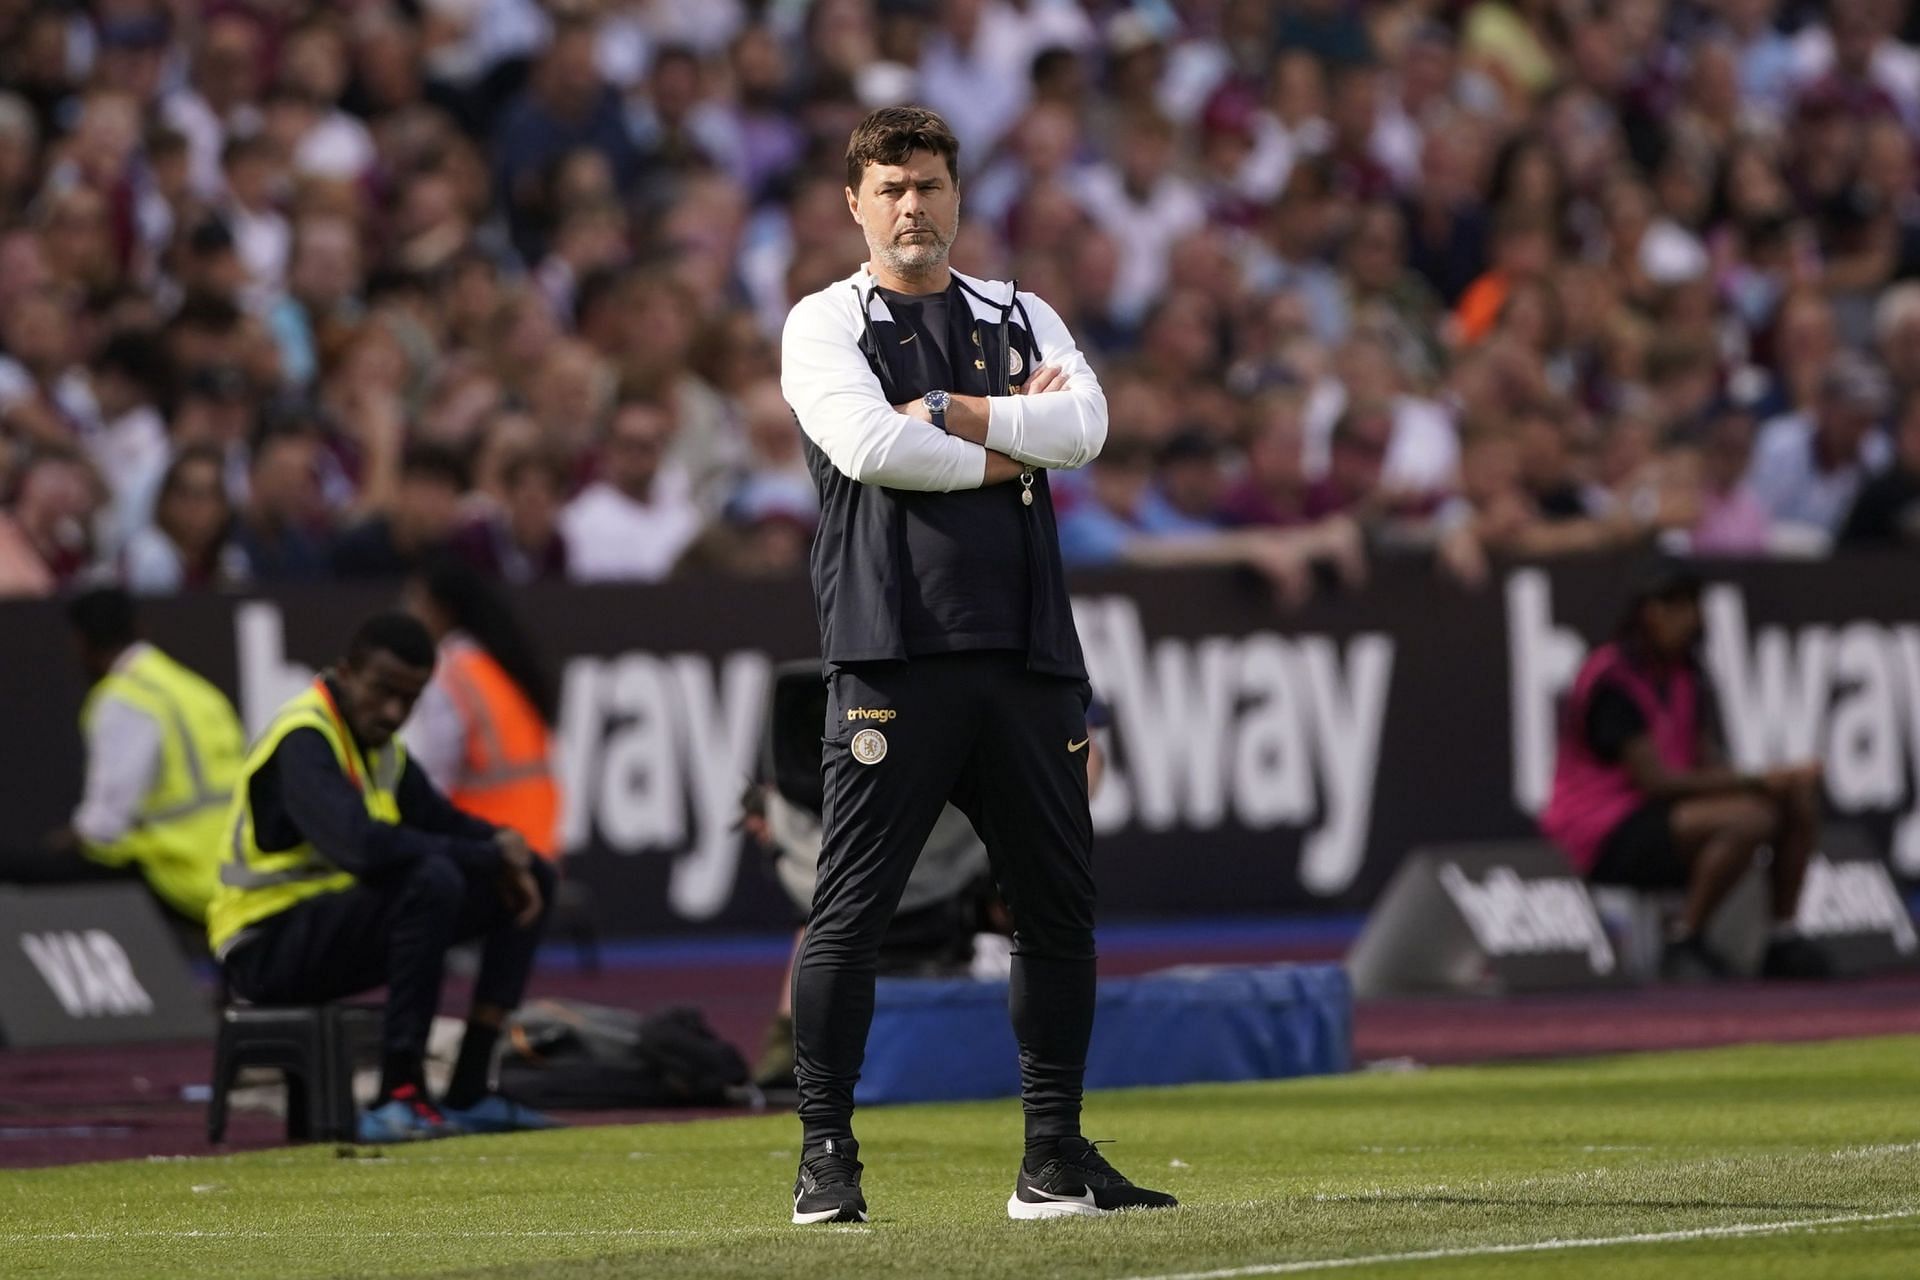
[[924, 390, 951, 411]]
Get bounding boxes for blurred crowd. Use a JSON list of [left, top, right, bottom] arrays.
[[1, 0, 1918, 604]]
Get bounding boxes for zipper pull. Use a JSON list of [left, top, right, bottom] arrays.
[[1020, 469, 1034, 506]]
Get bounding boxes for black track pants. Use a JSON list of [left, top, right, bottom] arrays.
[[792, 651, 1096, 1149], [224, 855, 557, 1059]]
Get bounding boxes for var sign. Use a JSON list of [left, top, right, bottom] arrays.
[[0, 885, 209, 1047], [21, 930, 154, 1017]]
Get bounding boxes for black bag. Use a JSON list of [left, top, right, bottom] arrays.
[[497, 999, 749, 1110]]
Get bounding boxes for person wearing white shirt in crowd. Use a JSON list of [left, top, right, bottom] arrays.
[[561, 392, 702, 582], [1304, 329, 1459, 496], [85, 330, 170, 550], [920, 0, 1093, 156], [1074, 110, 1206, 328], [1746, 352, 1894, 545]]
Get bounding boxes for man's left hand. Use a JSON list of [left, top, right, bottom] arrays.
[[1020, 365, 1066, 395], [494, 828, 534, 869]]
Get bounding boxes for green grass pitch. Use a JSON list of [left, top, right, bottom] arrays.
[[5, 1036, 1919, 1279]]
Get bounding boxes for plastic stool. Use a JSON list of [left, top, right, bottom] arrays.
[[206, 1004, 381, 1144]]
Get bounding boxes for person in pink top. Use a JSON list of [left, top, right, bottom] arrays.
[[1542, 567, 1827, 981]]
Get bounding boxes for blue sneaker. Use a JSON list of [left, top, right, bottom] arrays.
[[439, 1094, 562, 1135], [357, 1085, 456, 1143]]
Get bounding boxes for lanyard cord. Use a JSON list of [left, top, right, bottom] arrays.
[[312, 677, 369, 793]]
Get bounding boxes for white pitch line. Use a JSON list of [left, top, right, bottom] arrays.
[[1115, 1209, 1920, 1280]]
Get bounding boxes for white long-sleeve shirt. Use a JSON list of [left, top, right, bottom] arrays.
[[779, 264, 1107, 491], [72, 643, 163, 847]]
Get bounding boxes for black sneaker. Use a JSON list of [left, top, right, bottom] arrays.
[[1660, 935, 1731, 983], [1008, 1137, 1178, 1219], [1762, 935, 1834, 980], [792, 1139, 867, 1224]]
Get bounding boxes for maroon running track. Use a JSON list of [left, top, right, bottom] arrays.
[[3, 935, 1916, 1170]]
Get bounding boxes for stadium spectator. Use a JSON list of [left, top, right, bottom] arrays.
[[560, 393, 701, 583], [1541, 567, 1830, 981], [1678, 408, 1775, 556], [493, 13, 639, 262], [1058, 431, 1360, 606], [0, 0, 1909, 605], [1745, 352, 1893, 544], [0, 448, 98, 597], [1838, 393, 1920, 547], [85, 329, 170, 540], [122, 445, 249, 595], [208, 611, 558, 1141], [232, 420, 331, 583], [56, 586, 244, 923], [451, 448, 571, 584], [331, 443, 467, 580]]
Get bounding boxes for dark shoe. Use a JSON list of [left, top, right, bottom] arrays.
[[1008, 1137, 1178, 1219], [1660, 935, 1731, 983], [1762, 935, 1834, 980], [792, 1139, 867, 1224]]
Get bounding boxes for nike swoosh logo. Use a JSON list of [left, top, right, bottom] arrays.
[[1028, 1186, 1096, 1205], [1067, 738, 1090, 753], [899, 332, 916, 344]]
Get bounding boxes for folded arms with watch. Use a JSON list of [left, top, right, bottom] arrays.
[[781, 287, 1107, 493]]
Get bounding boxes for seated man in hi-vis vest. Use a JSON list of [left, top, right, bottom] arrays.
[[207, 611, 558, 1142], [60, 587, 244, 925]]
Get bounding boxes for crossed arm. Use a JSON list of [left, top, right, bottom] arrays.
[[780, 288, 1106, 491]]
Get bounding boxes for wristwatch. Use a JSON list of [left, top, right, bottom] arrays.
[[922, 389, 951, 431]]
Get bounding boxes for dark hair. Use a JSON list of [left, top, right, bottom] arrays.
[[220, 132, 273, 169], [416, 559, 556, 723], [844, 105, 960, 193], [66, 586, 138, 651], [1618, 563, 1704, 642], [1030, 45, 1079, 90], [402, 441, 468, 490], [347, 611, 437, 671], [95, 328, 165, 397], [501, 447, 568, 492]]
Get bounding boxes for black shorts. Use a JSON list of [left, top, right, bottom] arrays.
[[1588, 800, 1685, 889]]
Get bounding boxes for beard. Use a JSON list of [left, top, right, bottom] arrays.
[[868, 219, 955, 278]]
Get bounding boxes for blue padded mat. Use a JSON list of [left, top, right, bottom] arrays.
[[856, 963, 1351, 1106]]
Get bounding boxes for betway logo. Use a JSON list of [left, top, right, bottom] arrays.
[[1437, 864, 1616, 973], [1074, 596, 1393, 895], [237, 596, 1393, 913], [1507, 571, 1920, 873], [1797, 855, 1918, 953]]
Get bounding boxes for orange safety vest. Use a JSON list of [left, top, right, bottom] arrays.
[[438, 637, 562, 858]]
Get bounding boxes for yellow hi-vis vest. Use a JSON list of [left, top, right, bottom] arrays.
[[206, 679, 405, 957], [80, 646, 245, 922]]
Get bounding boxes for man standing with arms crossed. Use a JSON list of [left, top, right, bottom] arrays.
[[780, 106, 1176, 1224]]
